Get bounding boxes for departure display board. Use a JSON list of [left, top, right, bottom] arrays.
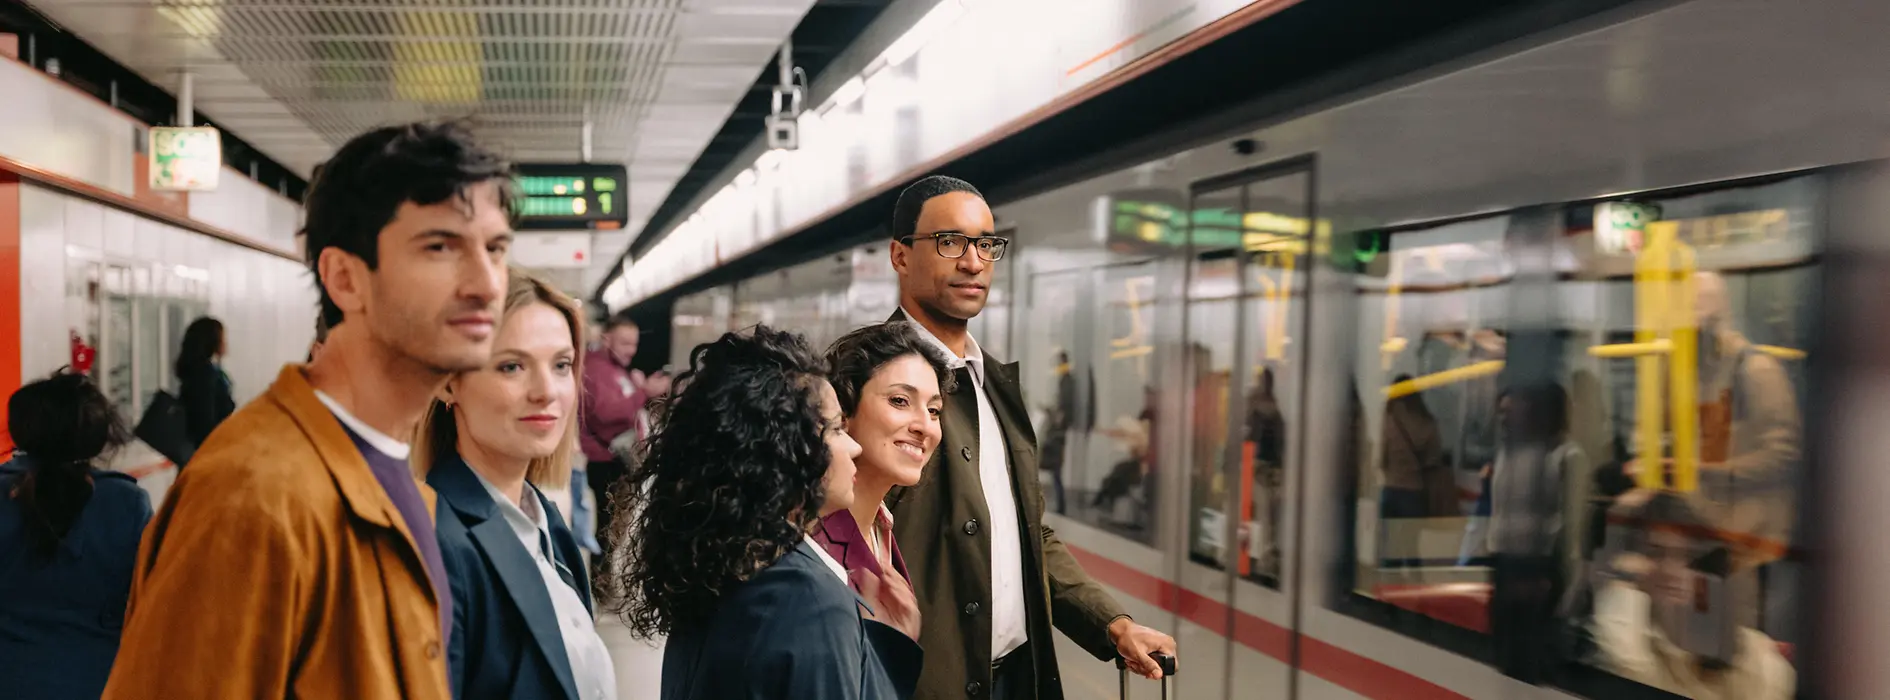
[[513, 163, 629, 229]]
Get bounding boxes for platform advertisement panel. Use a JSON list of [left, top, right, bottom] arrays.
[[148, 126, 222, 192]]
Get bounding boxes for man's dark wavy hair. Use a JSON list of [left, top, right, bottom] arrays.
[[302, 120, 516, 328], [598, 324, 834, 639]]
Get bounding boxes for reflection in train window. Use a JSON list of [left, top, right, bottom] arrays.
[[1186, 169, 1310, 588], [1342, 176, 1815, 698]]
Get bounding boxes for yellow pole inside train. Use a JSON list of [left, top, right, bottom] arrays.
[[1633, 223, 1672, 490]]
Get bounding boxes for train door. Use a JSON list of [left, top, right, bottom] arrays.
[[1180, 157, 1314, 699]]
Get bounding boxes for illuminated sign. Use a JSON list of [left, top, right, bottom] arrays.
[[514, 163, 629, 230], [1104, 192, 1330, 254], [149, 127, 222, 192], [1595, 201, 1662, 255]]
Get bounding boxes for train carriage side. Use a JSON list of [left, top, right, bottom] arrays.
[[668, 0, 1890, 697]]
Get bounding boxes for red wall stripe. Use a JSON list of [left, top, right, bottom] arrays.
[[1063, 542, 1470, 700], [0, 172, 19, 451]]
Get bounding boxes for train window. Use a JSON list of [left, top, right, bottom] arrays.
[[1348, 214, 1512, 622], [1019, 266, 1104, 532], [1185, 168, 1311, 588], [1340, 175, 1817, 698]]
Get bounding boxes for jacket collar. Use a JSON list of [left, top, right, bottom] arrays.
[[426, 452, 500, 525], [889, 307, 991, 368], [263, 365, 431, 530]]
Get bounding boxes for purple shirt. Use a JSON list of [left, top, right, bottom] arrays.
[[336, 423, 454, 642]]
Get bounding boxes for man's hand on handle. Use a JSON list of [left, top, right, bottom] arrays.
[[1108, 617, 1178, 679], [858, 569, 923, 642]]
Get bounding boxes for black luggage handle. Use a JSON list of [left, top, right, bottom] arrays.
[[1116, 651, 1176, 699]]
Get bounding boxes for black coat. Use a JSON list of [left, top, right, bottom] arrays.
[[176, 364, 234, 447], [659, 541, 923, 700], [429, 457, 593, 700]]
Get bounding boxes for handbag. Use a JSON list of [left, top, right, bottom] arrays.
[[135, 389, 196, 468]]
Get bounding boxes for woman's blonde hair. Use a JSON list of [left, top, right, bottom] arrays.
[[411, 268, 586, 488]]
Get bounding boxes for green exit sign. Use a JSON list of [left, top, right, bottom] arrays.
[[513, 163, 629, 230]]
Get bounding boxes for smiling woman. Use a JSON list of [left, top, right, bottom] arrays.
[[815, 321, 957, 593], [411, 269, 621, 700]]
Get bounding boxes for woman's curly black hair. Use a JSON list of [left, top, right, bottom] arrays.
[[597, 324, 835, 639]]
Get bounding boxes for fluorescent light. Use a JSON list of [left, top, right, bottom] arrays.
[[827, 76, 866, 110], [755, 148, 784, 172]]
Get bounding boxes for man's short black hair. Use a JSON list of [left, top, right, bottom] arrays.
[[303, 120, 516, 327], [890, 175, 982, 240]]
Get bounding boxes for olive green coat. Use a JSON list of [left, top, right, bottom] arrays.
[[887, 314, 1129, 700]]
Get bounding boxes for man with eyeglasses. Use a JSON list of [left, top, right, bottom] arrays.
[[883, 175, 1177, 700]]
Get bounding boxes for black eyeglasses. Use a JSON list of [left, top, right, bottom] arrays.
[[899, 232, 1011, 262]]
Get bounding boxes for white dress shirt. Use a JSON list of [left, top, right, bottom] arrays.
[[901, 309, 1029, 660], [475, 473, 619, 700]]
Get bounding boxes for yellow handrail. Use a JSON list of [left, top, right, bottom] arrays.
[[1384, 360, 1505, 399]]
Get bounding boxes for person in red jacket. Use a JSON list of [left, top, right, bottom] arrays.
[[580, 310, 648, 555]]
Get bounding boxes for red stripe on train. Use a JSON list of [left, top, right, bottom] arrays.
[[1063, 544, 1467, 700]]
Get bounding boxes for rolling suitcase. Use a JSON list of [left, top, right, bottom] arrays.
[[1116, 651, 1177, 699]]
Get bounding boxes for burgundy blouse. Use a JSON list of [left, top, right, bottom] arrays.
[[810, 504, 910, 595]]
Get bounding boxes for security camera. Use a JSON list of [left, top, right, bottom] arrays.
[[1232, 138, 1261, 156]]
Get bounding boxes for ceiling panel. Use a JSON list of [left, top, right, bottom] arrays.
[[28, 0, 821, 297]]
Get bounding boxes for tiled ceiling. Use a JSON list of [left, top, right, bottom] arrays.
[[24, 0, 822, 295]]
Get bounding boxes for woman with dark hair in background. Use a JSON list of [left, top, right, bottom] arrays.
[[817, 322, 954, 594], [1486, 382, 1590, 684], [601, 325, 923, 700], [175, 316, 236, 446], [0, 370, 152, 700]]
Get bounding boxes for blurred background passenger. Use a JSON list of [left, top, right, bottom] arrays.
[[0, 370, 150, 700], [1592, 490, 1793, 699], [579, 311, 648, 558], [417, 271, 615, 700], [174, 316, 235, 447], [601, 325, 922, 700], [1485, 382, 1590, 684]]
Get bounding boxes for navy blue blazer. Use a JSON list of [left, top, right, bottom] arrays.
[[661, 540, 923, 700], [0, 457, 153, 700], [429, 457, 594, 700]]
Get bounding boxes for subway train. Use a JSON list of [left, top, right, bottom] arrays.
[[652, 0, 1890, 698]]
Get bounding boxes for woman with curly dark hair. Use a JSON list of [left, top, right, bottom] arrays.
[[600, 325, 924, 700]]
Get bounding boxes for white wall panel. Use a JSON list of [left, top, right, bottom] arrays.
[[0, 59, 137, 196], [18, 186, 318, 457], [188, 167, 302, 254], [64, 196, 104, 251], [20, 187, 70, 380]]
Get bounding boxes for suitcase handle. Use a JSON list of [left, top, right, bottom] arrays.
[[1116, 651, 1177, 699], [1114, 651, 1177, 676]]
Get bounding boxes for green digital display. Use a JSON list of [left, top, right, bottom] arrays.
[[513, 163, 629, 230]]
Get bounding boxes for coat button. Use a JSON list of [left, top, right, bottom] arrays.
[[964, 602, 980, 615], [966, 681, 983, 696], [960, 446, 973, 461], [424, 641, 441, 659], [963, 519, 979, 535]]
